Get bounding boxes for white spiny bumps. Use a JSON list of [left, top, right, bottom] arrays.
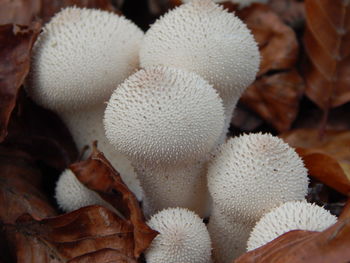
[[55, 169, 114, 212], [145, 208, 212, 263], [140, 0, 260, 104], [28, 7, 143, 112], [247, 201, 338, 251], [104, 65, 225, 165], [208, 133, 309, 223]]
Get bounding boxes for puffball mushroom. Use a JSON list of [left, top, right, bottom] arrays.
[[140, 0, 260, 137], [104, 65, 225, 216], [207, 133, 309, 262], [145, 207, 212, 263], [27, 7, 144, 200], [247, 201, 338, 251], [55, 169, 115, 212]]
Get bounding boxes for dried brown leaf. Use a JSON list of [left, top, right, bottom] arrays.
[[70, 142, 157, 259], [281, 129, 350, 195], [303, 0, 350, 110], [0, 145, 56, 224], [268, 0, 305, 27], [0, 0, 41, 25], [237, 4, 298, 76], [241, 69, 304, 132], [3, 207, 137, 263], [236, 4, 303, 132], [0, 23, 40, 142], [234, 218, 350, 263], [3, 94, 78, 170]]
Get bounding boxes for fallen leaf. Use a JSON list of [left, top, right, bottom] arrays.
[[303, 0, 350, 110], [281, 129, 350, 195], [240, 69, 304, 132], [268, 0, 305, 27], [235, 4, 303, 132], [3, 207, 137, 263], [237, 3, 298, 76], [234, 218, 350, 263], [0, 0, 41, 25], [0, 0, 119, 25], [0, 23, 41, 142], [3, 93, 78, 170], [70, 142, 157, 259], [0, 145, 56, 224]]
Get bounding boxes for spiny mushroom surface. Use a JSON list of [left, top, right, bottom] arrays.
[[247, 201, 338, 251], [29, 7, 143, 112], [104, 65, 224, 165], [140, 0, 260, 135], [145, 207, 212, 263], [207, 133, 309, 262], [208, 133, 309, 223], [104, 65, 225, 216], [26, 7, 144, 199], [55, 169, 115, 212]]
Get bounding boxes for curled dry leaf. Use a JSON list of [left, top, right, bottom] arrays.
[[235, 199, 350, 263], [0, 23, 40, 142], [3, 94, 78, 170], [303, 0, 350, 110], [3, 207, 137, 263], [0, 146, 56, 224], [281, 129, 350, 195], [70, 142, 157, 259], [236, 4, 304, 132], [237, 3, 298, 76], [234, 217, 350, 263], [268, 0, 305, 27], [240, 69, 304, 132]]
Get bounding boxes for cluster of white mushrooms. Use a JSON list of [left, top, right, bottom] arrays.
[[26, 1, 338, 262]]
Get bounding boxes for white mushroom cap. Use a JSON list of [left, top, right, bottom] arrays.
[[104, 65, 225, 165], [146, 207, 212, 263], [55, 169, 115, 212], [28, 7, 143, 112], [208, 133, 309, 223], [247, 201, 338, 251], [181, 0, 268, 9], [140, 0, 260, 103]]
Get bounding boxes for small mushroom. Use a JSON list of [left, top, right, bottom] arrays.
[[207, 133, 309, 262], [26, 7, 144, 199], [55, 169, 115, 212], [104, 65, 225, 216], [247, 201, 338, 251], [146, 207, 212, 263]]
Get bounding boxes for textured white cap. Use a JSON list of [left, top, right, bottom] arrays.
[[55, 169, 114, 212], [104, 65, 225, 165], [146, 207, 212, 263], [208, 133, 309, 222], [140, 0, 260, 102], [28, 7, 143, 112], [247, 201, 338, 251], [181, 0, 268, 8]]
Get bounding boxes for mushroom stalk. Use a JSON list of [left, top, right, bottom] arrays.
[[60, 105, 143, 200], [208, 206, 253, 263]]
